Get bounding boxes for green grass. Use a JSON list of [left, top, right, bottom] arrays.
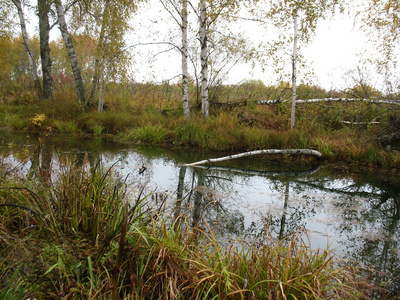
[[1, 81, 400, 170], [0, 156, 385, 299]]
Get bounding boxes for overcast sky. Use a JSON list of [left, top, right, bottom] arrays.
[[25, 1, 383, 91], [223, 14, 369, 90], [125, 2, 375, 91]]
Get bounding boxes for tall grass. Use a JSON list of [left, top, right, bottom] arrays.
[[1, 79, 399, 167], [0, 157, 384, 299]]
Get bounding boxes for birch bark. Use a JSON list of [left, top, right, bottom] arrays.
[[55, 0, 86, 105], [199, 0, 209, 119], [181, 0, 190, 119], [88, 0, 110, 107], [184, 149, 322, 166], [38, 0, 53, 99], [290, 8, 298, 129], [258, 98, 400, 105], [13, 0, 42, 97]]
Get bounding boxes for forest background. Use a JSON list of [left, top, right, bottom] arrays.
[[1, 0, 400, 169]]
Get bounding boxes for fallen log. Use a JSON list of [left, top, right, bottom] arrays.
[[183, 149, 322, 167], [257, 98, 400, 106]]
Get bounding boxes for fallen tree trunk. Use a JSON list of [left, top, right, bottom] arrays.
[[257, 98, 400, 106], [183, 149, 322, 167]]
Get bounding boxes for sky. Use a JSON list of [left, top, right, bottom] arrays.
[[125, 2, 375, 91], [223, 14, 369, 90], [302, 15, 369, 90], [24, 1, 381, 91]]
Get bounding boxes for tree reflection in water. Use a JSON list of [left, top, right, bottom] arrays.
[[1, 131, 399, 295], [172, 163, 400, 295]]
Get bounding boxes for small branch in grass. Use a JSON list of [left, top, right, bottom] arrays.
[[183, 149, 322, 167], [341, 120, 380, 125]]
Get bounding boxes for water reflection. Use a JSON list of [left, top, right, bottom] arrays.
[[0, 129, 399, 295], [170, 162, 399, 295]]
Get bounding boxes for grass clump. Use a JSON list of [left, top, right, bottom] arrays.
[[0, 156, 384, 299], [134, 125, 171, 143]]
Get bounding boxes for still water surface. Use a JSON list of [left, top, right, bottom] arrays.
[[1, 129, 399, 292]]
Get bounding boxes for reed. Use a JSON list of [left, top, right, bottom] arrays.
[[0, 157, 384, 299]]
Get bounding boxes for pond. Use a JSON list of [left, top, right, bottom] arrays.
[[1, 128, 399, 294]]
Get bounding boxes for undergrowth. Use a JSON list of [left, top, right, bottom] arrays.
[[0, 82, 400, 170]]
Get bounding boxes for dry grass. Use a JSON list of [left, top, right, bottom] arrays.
[[1, 81, 399, 169], [0, 156, 387, 299]]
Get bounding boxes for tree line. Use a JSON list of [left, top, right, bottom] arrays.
[[0, 0, 399, 123]]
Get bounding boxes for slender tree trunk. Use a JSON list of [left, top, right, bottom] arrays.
[[181, 0, 190, 119], [88, 0, 110, 106], [199, 0, 209, 118], [97, 59, 106, 112], [55, 0, 86, 105], [290, 8, 298, 129], [13, 0, 42, 97], [38, 0, 53, 99]]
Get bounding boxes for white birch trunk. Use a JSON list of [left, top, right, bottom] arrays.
[[183, 149, 322, 166], [89, 0, 110, 106], [290, 8, 298, 129], [199, 0, 209, 118], [181, 0, 190, 119], [13, 0, 42, 97], [55, 0, 86, 105]]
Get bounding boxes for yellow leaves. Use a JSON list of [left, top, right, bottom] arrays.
[[31, 113, 47, 128]]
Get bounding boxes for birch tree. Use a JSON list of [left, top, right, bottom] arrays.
[[196, 0, 255, 118], [144, 0, 255, 118], [199, 0, 208, 118], [54, 0, 86, 105], [38, 0, 53, 99], [181, 0, 190, 119], [71, 0, 138, 109], [291, 6, 298, 129], [12, 0, 42, 97], [86, 0, 110, 107], [159, 0, 191, 119], [261, 0, 341, 128]]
